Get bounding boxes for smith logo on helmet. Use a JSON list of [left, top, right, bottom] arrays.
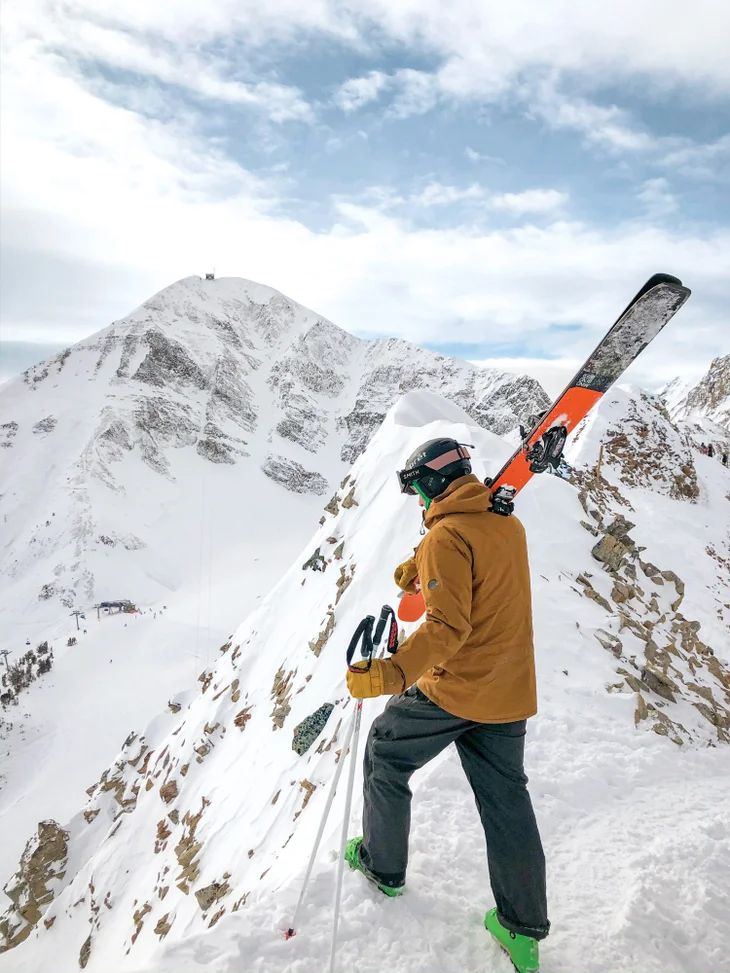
[[396, 438, 473, 499]]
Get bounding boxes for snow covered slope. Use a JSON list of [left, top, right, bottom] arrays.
[[0, 275, 548, 937], [0, 275, 548, 635], [663, 354, 730, 436], [2, 388, 728, 973]]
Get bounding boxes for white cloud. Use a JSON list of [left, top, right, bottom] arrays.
[[1, 19, 725, 379], [465, 147, 504, 166], [330, 1, 730, 132], [335, 71, 390, 112], [3, 62, 726, 385], [16, 0, 730, 113], [638, 178, 678, 218], [51, 0, 358, 48], [531, 87, 729, 173], [344, 181, 567, 217], [65, 0, 728, 97], [526, 79, 661, 153], [491, 189, 568, 215], [334, 67, 441, 119], [334, 62, 725, 183], [411, 182, 485, 206], [387, 69, 441, 118], [1, 0, 727, 392], [327, 36, 729, 184], [354, 0, 730, 96], [329, 6, 728, 174], [661, 133, 730, 178], [3, 5, 313, 124]]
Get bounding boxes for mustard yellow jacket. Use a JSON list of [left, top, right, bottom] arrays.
[[392, 474, 537, 723]]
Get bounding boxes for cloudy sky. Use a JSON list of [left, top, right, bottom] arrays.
[[1, 0, 728, 391]]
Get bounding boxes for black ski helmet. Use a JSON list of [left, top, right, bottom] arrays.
[[397, 438, 472, 500]]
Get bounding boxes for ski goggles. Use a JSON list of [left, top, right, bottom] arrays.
[[396, 445, 471, 495]]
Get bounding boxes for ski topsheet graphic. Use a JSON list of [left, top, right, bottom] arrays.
[[397, 273, 691, 622], [488, 273, 691, 507]]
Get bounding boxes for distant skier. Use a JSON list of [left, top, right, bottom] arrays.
[[346, 438, 548, 973], [707, 443, 715, 458], [722, 452, 728, 467]]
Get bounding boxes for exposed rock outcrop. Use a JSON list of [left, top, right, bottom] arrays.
[[601, 392, 699, 500], [1, 421, 19, 449], [32, 416, 57, 435], [576, 469, 730, 745], [292, 703, 335, 755], [262, 456, 328, 495], [0, 820, 69, 951]]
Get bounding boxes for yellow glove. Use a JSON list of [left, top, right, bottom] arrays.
[[346, 659, 405, 699], [393, 556, 419, 593]]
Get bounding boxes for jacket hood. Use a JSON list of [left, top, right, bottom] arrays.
[[424, 474, 491, 528]]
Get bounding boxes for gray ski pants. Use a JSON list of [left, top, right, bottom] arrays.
[[360, 686, 550, 940]]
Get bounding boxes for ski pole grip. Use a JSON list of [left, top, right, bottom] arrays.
[[373, 605, 399, 654], [373, 605, 391, 647]]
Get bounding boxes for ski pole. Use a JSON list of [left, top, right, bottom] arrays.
[[284, 707, 357, 940], [328, 696, 363, 973], [284, 612, 378, 940], [329, 606, 398, 973]]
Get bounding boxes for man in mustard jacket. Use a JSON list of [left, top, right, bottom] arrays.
[[346, 437, 549, 973]]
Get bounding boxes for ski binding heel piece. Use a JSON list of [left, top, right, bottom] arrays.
[[490, 485, 516, 516]]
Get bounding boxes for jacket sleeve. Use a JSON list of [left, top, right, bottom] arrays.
[[392, 525, 473, 687]]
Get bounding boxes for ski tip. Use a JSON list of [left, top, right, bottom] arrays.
[[617, 273, 691, 320], [645, 272, 684, 289], [641, 272, 691, 300]]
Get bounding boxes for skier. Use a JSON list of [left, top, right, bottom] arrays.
[[722, 452, 728, 467], [346, 438, 549, 973], [707, 443, 715, 458]]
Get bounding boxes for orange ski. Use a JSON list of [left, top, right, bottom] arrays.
[[397, 273, 691, 623]]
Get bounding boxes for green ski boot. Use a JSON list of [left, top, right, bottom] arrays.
[[484, 908, 539, 973], [344, 837, 404, 897]]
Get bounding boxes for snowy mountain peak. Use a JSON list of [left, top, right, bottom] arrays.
[[664, 353, 730, 432], [0, 276, 548, 620]]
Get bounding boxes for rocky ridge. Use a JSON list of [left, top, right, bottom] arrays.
[[664, 354, 730, 434], [566, 386, 730, 744], [576, 503, 729, 745]]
